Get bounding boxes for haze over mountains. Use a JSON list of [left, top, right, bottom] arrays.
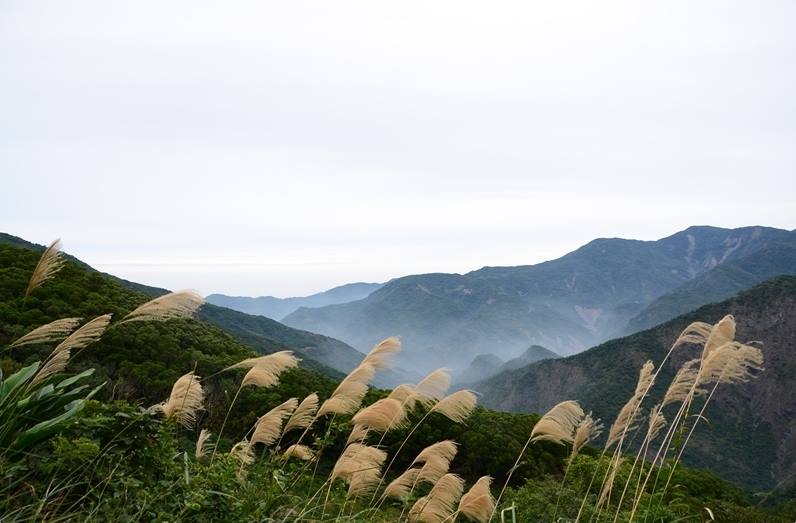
[[207, 282, 383, 321], [475, 276, 796, 491], [281, 225, 796, 373]]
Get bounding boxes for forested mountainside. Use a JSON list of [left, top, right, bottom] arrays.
[[284, 226, 796, 373], [477, 276, 796, 491], [0, 234, 366, 377]]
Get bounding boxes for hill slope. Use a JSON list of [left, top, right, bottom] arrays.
[[476, 276, 796, 490], [206, 282, 383, 320], [284, 226, 796, 373], [0, 235, 364, 377]]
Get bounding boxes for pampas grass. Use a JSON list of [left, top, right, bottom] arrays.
[[457, 476, 495, 523], [282, 393, 319, 435], [663, 359, 701, 407], [352, 398, 407, 433], [119, 290, 204, 324], [331, 444, 387, 484], [412, 440, 459, 467], [382, 468, 421, 500], [430, 390, 477, 423], [251, 398, 298, 447], [283, 444, 314, 461], [25, 239, 64, 297], [158, 372, 204, 428], [346, 424, 369, 446], [408, 473, 465, 523], [531, 400, 585, 445], [240, 352, 300, 388], [414, 368, 451, 406], [317, 363, 375, 417], [605, 361, 654, 449], [195, 429, 212, 459], [9, 317, 81, 348], [571, 413, 603, 462], [362, 336, 401, 370]]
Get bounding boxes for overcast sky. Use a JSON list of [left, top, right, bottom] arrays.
[[2, 1, 794, 297]]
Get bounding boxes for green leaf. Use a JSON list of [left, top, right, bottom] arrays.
[[0, 362, 40, 401]]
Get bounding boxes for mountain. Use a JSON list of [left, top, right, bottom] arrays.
[[476, 276, 796, 491], [625, 237, 796, 333], [284, 226, 796, 373], [206, 282, 383, 320], [456, 345, 560, 384], [0, 234, 364, 378]]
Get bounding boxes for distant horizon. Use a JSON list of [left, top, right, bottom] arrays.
[[6, 222, 794, 298]]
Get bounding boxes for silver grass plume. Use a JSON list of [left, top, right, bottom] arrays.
[[236, 351, 300, 389], [430, 390, 477, 423], [283, 444, 314, 461], [31, 314, 112, 386], [605, 361, 655, 449], [119, 290, 204, 324], [330, 443, 387, 484], [383, 468, 421, 500], [409, 473, 465, 523], [9, 317, 81, 348], [346, 424, 369, 446], [388, 383, 419, 409], [663, 359, 701, 407], [352, 397, 407, 433], [251, 398, 298, 447], [458, 476, 495, 523], [158, 372, 205, 428], [530, 400, 585, 445], [317, 362, 376, 416], [414, 368, 451, 406], [282, 393, 319, 435], [195, 429, 212, 459], [25, 239, 64, 297], [570, 413, 603, 462], [362, 336, 401, 370]]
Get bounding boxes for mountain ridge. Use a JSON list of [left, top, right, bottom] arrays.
[[284, 225, 796, 372]]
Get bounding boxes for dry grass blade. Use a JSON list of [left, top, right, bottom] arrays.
[[414, 369, 451, 406], [119, 290, 204, 324], [408, 473, 465, 523], [430, 390, 477, 423], [352, 398, 407, 433], [571, 413, 603, 461], [9, 318, 81, 348], [383, 468, 420, 500], [25, 239, 64, 297], [283, 393, 319, 435], [283, 444, 314, 461], [530, 400, 585, 445], [251, 398, 298, 447], [458, 476, 495, 523], [52, 314, 112, 356], [159, 372, 205, 428], [195, 429, 212, 459], [362, 336, 401, 370]]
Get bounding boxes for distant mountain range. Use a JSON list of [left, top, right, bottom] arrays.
[[282, 225, 796, 373], [206, 282, 383, 320], [475, 275, 796, 491], [455, 344, 560, 384]]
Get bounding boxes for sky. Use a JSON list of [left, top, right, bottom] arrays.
[[1, 1, 794, 297]]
